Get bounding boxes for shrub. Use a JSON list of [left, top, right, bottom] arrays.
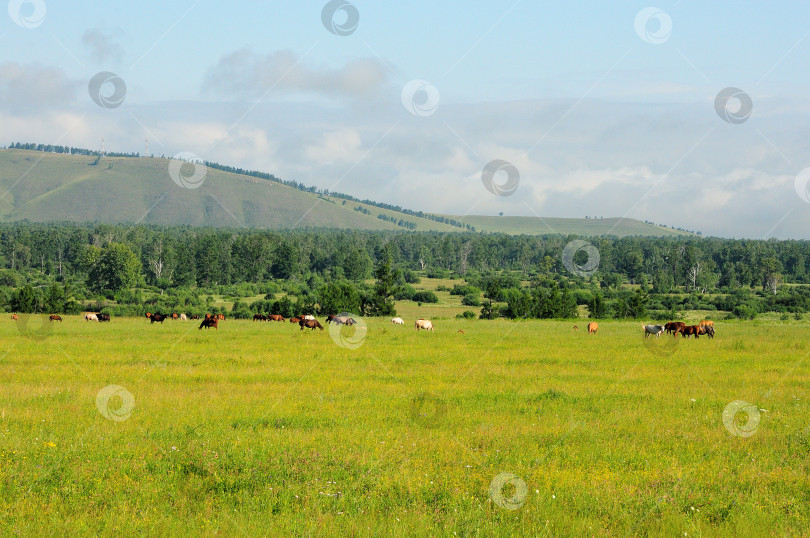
[[412, 290, 439, 303], [461, 293, 481, 307], [456, 310, 477, 319]]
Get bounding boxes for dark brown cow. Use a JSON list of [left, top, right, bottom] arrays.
[[150, 313, 167, 324], [190, 314, 200, 320], [49, 314, 62, 322], [665, 322, 686, 336], [199, 317, 218, 330], [268, 314, 284, 322], [299, 319, 324, 331], [681, 325, 700, 338], [98, 313, 111, 322], [253, 314, 267, 322]]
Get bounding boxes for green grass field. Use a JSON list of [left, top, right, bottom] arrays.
[[1, 315, 808, 536]]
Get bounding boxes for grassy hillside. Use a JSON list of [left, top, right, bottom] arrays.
[[0, 149, 692, 237]]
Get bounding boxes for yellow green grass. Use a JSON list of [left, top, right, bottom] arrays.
[[1, 316, 808, 536]]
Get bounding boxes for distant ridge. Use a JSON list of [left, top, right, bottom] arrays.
[[0, 145, 695, 237]]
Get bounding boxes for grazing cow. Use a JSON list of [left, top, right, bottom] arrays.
[[172, 313, 179, 320], [85, 313, 98, 321], [415, 319, 434, 331], [217, 314, 225, 320], [665, 322, 686, 336], [190, 314, 200, 320], [681, 325, 700, 338], [49, 314, 62, 322], [587, 322, 598, 334], [98, 313, 111, 322], [145, 312, 152, 319], [699, 320, 714, 328], [10, 314, 18, 320], [150, 313, 167, 324], [697, 325, 715, 338], [199, 317, 218, 330], [253, 314, 267, 322], [572, 325, 578, 331], [299, 319, 324, 331], [299, 315, 315, 321], [326, 314, 335, 323], [180, 313, 187, 321], [331, 315, 355, 325], [643, 324, 665, 338], [458, 329, 465, 334], [290, 317, 301, 323], [391, 317, 405, 325], [268, 314, 284, 322]]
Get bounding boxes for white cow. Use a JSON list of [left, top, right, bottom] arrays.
[[302, 315, 316, 321], [391, 317, 404, 325], [415, 319, 434, 331], [180, 313, 188, 321], [84, 313, 98, 321], [642, 324, 665, 338]]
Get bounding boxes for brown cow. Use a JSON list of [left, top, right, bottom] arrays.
[[699, 320, 714, 328], [681, 325, 700, 338], [587, 322, 598, 334], [171, 313, 179, 320], [572, 325, 578, 331], [217, 314, 225, 320], [190, 314, 200, 320], [199, 317, 218, 330], [290, 317, 301, 323], [10, 314, 18, 320], [268, 314, 284, 322], [150, 313, 167, 324], [145, 312, 152, 319], [253, 313, 266, 322], [697, 325, 715, 338], [299, 319, 324, 331], [665, 321, 686, 336], [49, 314, 62, 322]]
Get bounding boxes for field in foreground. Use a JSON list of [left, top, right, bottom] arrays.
[[1, 316, 809, 536]]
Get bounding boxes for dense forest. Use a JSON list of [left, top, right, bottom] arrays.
[[1, 222, 809, 320]]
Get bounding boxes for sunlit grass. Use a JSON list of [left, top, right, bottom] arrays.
[[1, 315, 808, 535]]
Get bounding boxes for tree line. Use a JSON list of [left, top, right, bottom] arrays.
[[0, 222, 809, 320]]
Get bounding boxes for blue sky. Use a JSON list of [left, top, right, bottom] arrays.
[[2, 1, 810, 237]]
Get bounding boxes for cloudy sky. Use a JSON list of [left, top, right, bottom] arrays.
[[2, 1, 810, 238]]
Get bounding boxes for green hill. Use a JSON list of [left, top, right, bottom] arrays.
[[0, 149, 692, 237]]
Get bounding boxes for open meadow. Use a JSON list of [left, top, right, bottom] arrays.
[[1, 315, 809, 536]]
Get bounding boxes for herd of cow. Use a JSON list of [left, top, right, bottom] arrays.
[[9, 311, 715, 339], [642, 320, 715, 339]]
